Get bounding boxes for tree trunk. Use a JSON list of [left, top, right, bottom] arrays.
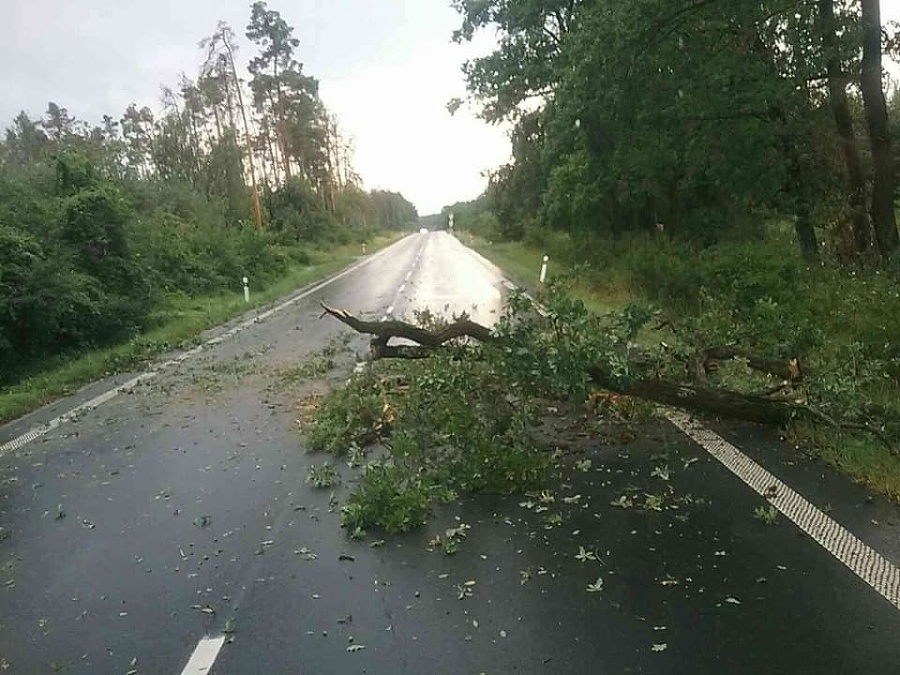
[[211, 104, 222, 142], [221, 30, 263, 231], [860, 0, 900, 264], [819, 0, 872, 259], [222, 73, 237, 133], [794, 201, 819, 260], [271, 62, 292, 180]]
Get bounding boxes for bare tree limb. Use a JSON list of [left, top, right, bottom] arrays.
[[319, 303, 495, 347]]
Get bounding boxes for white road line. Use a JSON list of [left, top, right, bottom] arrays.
[[397, 284, 406, 294], [180, 635, 226, 675], [666, 410, 900, 611], [0, 239, 406, 457]]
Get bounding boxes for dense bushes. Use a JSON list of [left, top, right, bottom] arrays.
[[0, 154, 291, 384]]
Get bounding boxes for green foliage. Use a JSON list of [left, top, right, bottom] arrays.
[[265, 177, 331, 242], [340, 463, 431, 534], [754, 505, 779, 525], [309, 342, 552, 535], [625, 236, 821, 356], [306, 463, 341, 488], [0, 2, 419, 392], [450, 0, 883, 259], [306, 367, 393, 455], [479, 231, 900, 495], [494, 287, 652, 397], [0, 151, 305, 385]]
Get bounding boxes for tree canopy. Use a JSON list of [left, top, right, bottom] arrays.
[[453, 0, 900, 267]]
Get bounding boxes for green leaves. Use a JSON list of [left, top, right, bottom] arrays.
[[454, 0, 854, 249]]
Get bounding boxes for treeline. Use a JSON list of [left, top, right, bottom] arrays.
[[450, 0, 900, 267], [0, 1, 416, 384]]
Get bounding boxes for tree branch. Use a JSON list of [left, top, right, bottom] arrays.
[[319, 303, 495, 347]]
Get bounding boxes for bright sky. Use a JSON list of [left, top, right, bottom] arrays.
[[0, 0, 510, 214], [5, 1, 900, 214]]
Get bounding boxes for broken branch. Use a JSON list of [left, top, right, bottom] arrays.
[[319, 303, 495, 349]]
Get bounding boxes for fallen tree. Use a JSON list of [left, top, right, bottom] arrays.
[[320, 301, 895, 452]]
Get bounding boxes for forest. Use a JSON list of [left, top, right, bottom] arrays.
[[0, 2, 417, 390], [430, 0, 900, 496], [445, 0, 900, 260]]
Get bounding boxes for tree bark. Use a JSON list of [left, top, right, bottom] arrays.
[[590, 371, 797, 426], [319, 303, 495, 348], [860, 0, 900, 264], [794, 203, 819, 260], [819, 0, 873, 259], [271, 62, 292, 180], [221, 30, 263, 231]]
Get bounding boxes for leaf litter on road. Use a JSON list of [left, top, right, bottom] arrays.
[[294, 547, 317, 561]]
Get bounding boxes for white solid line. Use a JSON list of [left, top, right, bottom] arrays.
[[180, 635, 226, 675], [0, 237, 409, 456], [666, 410, 900, 611]]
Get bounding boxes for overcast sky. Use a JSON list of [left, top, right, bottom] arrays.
[[4, 1, 900, 215], [0, 0, 509, 215]]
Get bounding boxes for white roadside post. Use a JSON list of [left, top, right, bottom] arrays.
[[242, 276, 250, 303], [362, 242, 367, 254], [540, 255, 549, 284], [449, 211, 454, 234]]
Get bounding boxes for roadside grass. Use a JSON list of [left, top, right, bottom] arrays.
[[469, 236, 633, 313], [467, 230, 900, 501], [790, 422, 900, 501], [0, 233, 402, 424]]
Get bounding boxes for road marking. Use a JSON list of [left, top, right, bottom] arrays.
[[385, 305, 394, 316], [398, 284, 406, 294], [180, 635, 226, 675], [666, 410, 900, 611], [0, 239, 407, 456]]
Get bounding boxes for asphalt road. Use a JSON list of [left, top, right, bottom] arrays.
[[1, 231, 899, 674]]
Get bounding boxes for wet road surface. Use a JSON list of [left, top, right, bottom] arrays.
[[1, 231, 899, 674]]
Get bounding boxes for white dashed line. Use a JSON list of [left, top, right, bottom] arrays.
[[385, 305, 394, 316], [666, 410, 900, 611], [0, 239, 406, 456], [180, 635, 226, 675]]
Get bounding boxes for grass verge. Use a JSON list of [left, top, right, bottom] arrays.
[[469, 236, 633, 313], [0, 233, 403, 424]]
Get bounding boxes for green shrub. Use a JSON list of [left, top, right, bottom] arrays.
[[625, 239, 702, 309], [340, 463, 430, 534]]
